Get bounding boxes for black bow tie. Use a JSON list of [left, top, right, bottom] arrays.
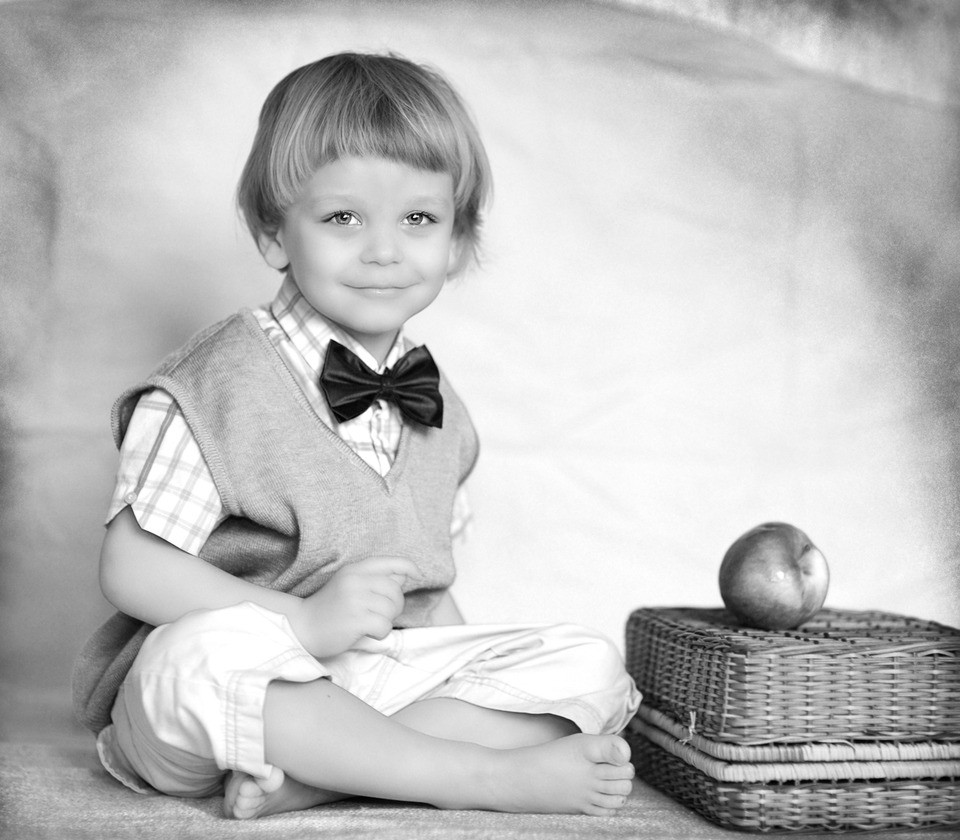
[[319, 340, 444, 428]]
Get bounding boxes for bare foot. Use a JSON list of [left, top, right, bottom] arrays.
[[223, 766, 347, 819], [466, 733, 635, 816]]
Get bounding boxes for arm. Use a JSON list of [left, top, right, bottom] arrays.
[[100, 506, 304, 625], [100, 506, 417, 657]]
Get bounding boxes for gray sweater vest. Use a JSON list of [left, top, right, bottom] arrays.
[[72, 310, 479, 733]]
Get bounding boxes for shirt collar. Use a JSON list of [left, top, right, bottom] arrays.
[[269, 275, 406, 376]]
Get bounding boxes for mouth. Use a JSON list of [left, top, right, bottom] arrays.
[[348, 284, 411, 296]]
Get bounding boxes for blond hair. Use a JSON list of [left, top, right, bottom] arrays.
[[238, 52, 491, 276]]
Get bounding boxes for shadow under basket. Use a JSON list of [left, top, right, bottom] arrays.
[[624, 607, 960, 833]]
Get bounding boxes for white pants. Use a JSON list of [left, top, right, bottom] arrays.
[[98, 602, 641, 798]]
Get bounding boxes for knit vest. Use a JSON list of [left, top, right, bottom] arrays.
[[72, 310, 479, 733]]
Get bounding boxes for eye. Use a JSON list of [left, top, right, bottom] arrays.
[[325, 211, 360, 226], [404, 212, 437, 227]]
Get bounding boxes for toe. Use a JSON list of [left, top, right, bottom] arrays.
[[225, 772, 278, 820], [601, 777, 634, 797], [232, 801, 258, 820], [599, 791, 630, 807], [255, 766, 286, 794], [588, 791, 629, 813], [236, 777, 265, 802], [223, 772, 248, 819], [598, 760, 635, 781], [589, 734, 631, 766], [580, 735, 630, 764]]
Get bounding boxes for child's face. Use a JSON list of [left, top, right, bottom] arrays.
[[261, 156, 459, 362]]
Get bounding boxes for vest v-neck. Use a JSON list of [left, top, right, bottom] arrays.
[[239, 309, 411, 493]]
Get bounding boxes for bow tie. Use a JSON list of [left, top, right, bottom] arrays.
[[319, 340, 444, 428]]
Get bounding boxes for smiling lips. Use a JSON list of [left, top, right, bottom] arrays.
[[349, 284, 411, 295]]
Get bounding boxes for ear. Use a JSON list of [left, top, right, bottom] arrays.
[[258, 230, 289, 272]]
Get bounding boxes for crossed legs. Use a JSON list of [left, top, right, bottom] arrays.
[[224, 680, 635, 819]]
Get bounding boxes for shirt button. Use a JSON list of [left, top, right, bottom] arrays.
[[124, 492, 138, 504]]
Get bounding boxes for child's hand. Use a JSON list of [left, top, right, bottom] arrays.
[[291, 556, 418, 658]]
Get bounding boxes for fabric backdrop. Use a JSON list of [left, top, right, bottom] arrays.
[[1, 0, 959, 743]]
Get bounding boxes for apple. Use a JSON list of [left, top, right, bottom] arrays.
[[719, 522, 829, 630]]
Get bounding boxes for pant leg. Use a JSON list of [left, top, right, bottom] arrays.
[[101, 602, 331, 797], [102, 609, 641, 799], [349, 623, 642, 735]]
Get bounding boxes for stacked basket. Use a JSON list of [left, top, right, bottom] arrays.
[[624, 607, 960, 833]]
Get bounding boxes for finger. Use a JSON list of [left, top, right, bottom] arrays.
[[362, 612, 394, 640], [365, 583, 405, 617], [363, 568, 407, 596], [359, 556, 420, 582]]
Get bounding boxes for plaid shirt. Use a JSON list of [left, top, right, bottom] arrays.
[[107, 276, 472, 555]]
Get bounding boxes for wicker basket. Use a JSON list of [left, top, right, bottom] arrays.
[[625, 607, 960, 745], [626, 707, 960, 834], [624, 607, 960, 832]]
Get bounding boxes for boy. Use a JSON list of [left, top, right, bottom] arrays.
[[73, 52, 640, 819]]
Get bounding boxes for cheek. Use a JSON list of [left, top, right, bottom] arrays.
[[287, 224, 345, 261], [295, 242, 350, 278], [412, 238, 456, 274]]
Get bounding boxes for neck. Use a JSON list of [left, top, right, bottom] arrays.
[[346, 330, 400, 368]]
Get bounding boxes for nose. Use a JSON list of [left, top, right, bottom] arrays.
[[361, 223, 401, 266]]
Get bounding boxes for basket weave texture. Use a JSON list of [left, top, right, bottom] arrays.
[[626, 718, 960, 834], [624, 607, 960, 833], [625, 607, 960, 745]]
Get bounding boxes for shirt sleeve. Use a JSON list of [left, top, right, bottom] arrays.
[[107, 389, 226, 556]]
